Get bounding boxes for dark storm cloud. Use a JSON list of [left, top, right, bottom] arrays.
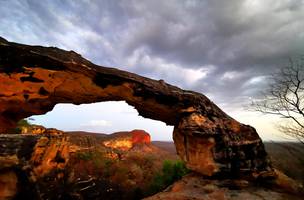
[[0, 0, 303, 110], [118, 0, 304, 109], [0, 0, 126, 65], [123, 0, 304, 68]]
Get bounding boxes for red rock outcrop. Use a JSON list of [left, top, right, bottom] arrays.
[[130, 129, 151, 144], [0, 37, 271, 178], [102, 130, 151, 150]]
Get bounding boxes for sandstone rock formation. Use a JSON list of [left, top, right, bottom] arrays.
[[0, 130, 72, 183], [20, 125, 63, 135], [0, 131, 102, 199], [0, 37, 270, 178], [130, 129, 151, 144], [103, 130, 151, 150]]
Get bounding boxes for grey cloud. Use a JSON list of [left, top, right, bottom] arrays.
[[118, 0, 304, 108], [0, 0, 303, 111], [123, 0, 304, 69]]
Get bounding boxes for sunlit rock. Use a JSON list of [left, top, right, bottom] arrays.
[[103, 130, 151, 150]]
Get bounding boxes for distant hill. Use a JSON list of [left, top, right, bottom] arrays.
[[66, 131, 107, 138], [152, 141, 176, 154], [264, 142, 304, 183]]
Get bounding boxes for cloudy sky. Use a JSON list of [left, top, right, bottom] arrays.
[[1, 0, 303, 141]]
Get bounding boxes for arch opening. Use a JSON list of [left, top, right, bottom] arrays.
[[29, 101, 174, 141]]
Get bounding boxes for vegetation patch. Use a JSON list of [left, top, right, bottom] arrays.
[[147, 159, 190, 195]]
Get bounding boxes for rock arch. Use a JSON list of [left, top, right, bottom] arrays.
[[0, 37, 271, 177]]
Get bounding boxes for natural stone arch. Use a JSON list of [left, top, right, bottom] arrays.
[[0, 37, 271, 177]]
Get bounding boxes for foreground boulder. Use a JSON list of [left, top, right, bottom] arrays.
[[0, 37, 270, 177]]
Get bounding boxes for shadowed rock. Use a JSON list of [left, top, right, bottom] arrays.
[[0, 37, 271, 177]]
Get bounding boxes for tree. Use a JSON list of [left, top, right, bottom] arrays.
[[11, 118, 32, 134], [251, 57, 304, 144]]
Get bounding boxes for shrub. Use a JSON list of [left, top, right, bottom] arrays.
[[11, 119, 32, 134], [76, 151, 94, 161], [147, 160, 190, 195]]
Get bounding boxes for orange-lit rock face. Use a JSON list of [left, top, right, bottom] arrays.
[[30, 135, 70, 178], [27, 125, 46, 134], [173, 114, 219, 176], [102, 130, 151, 150], [173, 113, 271, 177], [174, 129, 218, 176], [131, 130, 151, 144], [103, 139, 133, 150], [0, 37, 272, 177]]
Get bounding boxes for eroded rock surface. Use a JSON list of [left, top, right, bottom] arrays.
[[21, 125, 63, 135], [0, 37, 270, 178], [103, 130, 151, 150], [144, 173, 303, 200]]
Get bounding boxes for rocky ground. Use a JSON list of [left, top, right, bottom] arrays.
[[144, 173, 303, 200]]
